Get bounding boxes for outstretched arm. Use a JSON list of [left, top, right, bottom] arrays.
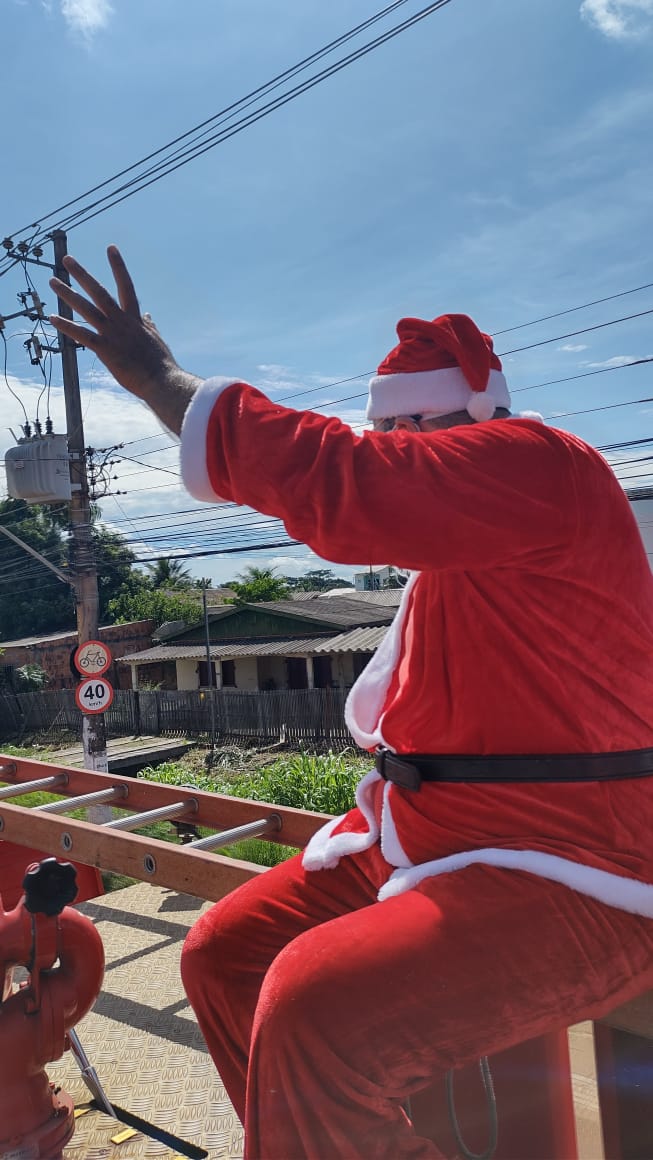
[[49, 245, 202, 435]]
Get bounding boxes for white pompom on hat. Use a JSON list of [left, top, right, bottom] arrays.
[[367, 313, 511, 423]]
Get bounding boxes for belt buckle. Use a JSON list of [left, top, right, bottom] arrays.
[[375, 748, 422, 791]]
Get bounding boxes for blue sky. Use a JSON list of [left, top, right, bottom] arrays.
[[2, 0, 653, 584]]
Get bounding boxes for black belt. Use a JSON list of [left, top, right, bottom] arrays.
[[375, 746, 653, 791]]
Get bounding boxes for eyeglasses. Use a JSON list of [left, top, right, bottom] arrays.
[[372, 414, 424, 433]]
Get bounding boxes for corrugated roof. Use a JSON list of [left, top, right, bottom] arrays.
[[332, 590, 404, 605], [288, 588, 404, 605], [313, 626, 387, 653], [245, 597, 395, 626], [118, 627, 386, 664]]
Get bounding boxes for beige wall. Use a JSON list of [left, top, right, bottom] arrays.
[[234, 656, 258, 691], [176, 658, 200, 690], [130, 651, 365, 694]]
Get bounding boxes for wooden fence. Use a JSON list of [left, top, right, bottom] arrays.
[[0, 687, 354, 747]]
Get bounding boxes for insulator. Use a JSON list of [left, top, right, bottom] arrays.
[[29, 291, 45, 319]]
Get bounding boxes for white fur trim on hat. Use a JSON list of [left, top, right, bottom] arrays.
[[366, 367, 510, 422]]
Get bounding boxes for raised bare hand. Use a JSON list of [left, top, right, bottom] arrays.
[[49, 246, 200, 433]]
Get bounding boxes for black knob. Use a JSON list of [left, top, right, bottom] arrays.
[[22, 858, 78, 916]]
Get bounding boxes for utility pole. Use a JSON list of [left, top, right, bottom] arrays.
[[202, 588, 217, 767], [52, 229, 108, 777]]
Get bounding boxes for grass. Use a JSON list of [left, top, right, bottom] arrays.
[[140, 747, 370, 868]]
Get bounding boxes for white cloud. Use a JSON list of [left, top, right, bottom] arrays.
[[558, 343, 589, 352], [580, 0, 653, 39], [582, 354, 645, 367], [60, 0, 113, 37]]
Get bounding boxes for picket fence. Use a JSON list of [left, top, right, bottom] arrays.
[[0, 687, 354, 747]]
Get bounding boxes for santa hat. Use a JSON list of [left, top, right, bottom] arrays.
[[367, 313, 511, 423]]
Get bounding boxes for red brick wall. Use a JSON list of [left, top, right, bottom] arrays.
[[0, 621, 155, 690]]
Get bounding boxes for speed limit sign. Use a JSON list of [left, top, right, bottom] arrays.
[[75, 677, 114, 714]]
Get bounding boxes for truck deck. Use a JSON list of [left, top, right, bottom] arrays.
[[48, 881, 603, 1160]]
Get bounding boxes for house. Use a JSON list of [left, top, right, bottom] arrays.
[[629, 487, 653, 565], [0, 620, 156, 690], [116, 593, 401, 693], [354, 565, 408, 591]]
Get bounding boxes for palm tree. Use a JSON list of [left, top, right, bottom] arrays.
[[229, 566, 290, 603], [146, 556, 193, 589]]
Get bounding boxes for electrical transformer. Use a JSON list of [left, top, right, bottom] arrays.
[[5, 434, 72, 503]]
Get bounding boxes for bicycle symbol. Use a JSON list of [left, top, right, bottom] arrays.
[[80, 649, 106, 669]]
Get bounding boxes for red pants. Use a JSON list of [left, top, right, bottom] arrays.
[[181, 841, 653, 1160]]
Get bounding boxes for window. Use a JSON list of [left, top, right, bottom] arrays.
[[198, 661, 217, 688], [221, 659, 236, 687]]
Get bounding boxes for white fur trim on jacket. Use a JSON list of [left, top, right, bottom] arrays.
[[302, 769, 381, 871], [180, 376, 243, 502], [344, 572, 419, 749], [378, 847, 653, 917], [380, 782, 412, 868], [366, 367, 510, 421]]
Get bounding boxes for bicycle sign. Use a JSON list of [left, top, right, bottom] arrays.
[[75, 677, 114, 714], [73, 640, 112, 677]]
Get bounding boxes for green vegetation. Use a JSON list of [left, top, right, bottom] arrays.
[[143, 748, 366, 813], [0, 498, 141, 639], [107, 584, 202, 628], [0, 504, 358, 642], [145, 557, 193, 589], [141, 748, 368, 866], [227, 565, 291, 604]]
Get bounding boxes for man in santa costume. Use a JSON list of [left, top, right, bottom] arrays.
[[50, 248, 653, 1160]]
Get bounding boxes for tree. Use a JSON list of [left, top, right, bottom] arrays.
[[286, 568, 354, 592], [0, 499, 156, 640], [227, 566, 290, 604], [146, 556, 193, 589], [107, 585, 202, 628], [92, 524, 140, 621], [0, 498, 75, 640]]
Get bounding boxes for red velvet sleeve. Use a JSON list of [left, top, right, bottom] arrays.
[[202, 384, 579, 572]]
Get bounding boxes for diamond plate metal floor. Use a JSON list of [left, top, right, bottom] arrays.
[[49, 882, 243, 1160]]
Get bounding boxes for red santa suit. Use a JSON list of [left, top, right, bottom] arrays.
[[179, 315, 653, 1160]]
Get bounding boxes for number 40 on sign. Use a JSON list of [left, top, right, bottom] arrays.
[[75, 677, 114, 714]]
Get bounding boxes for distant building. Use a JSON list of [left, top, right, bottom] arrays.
[[629, 488, 653, 568], [354, 566, 408, 591], [117, 593, 401, 693], [0, 620, 155, 690]]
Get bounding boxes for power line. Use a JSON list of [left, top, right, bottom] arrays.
[[511, 357, 653, 396], [1, 1, 453, 257], [5, 2, 414, 243], [543, 396, 653, 421], [499, 308, 653, 357], [491, 282, 653, 336]]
